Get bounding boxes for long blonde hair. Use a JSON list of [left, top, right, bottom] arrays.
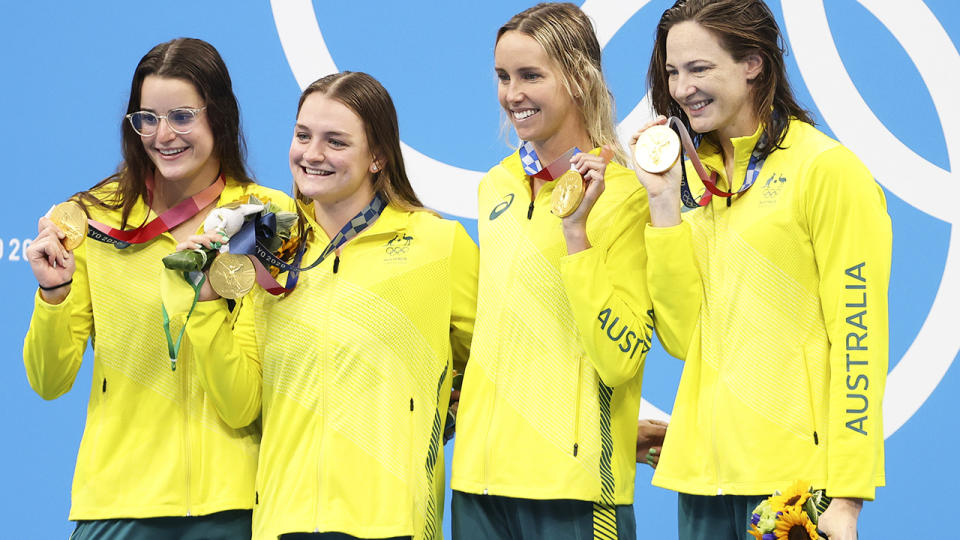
[[497, 3, 626, 164]]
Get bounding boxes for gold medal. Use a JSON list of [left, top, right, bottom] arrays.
[[50, 201, 88, 251], [208, 253, 256, 299], [634, 124, 681, 174], [550, 169, 585, 218]]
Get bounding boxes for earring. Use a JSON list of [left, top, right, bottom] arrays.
[[371, 163, 379, 172]]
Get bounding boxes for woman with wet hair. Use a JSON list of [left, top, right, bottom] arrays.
[[179, 71, 478, 540], [24, 37, 292, 539], [451, 4, 660, 539], [635, 1, 890, 538]]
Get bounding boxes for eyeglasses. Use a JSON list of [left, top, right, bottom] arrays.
[[125, 106, 207, 136]]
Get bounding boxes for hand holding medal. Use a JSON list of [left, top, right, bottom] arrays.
[[552, 146, 616, 221], [25, 200, 89, 303]]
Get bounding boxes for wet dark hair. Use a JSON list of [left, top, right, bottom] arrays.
[[78, 37, 252, 227], [647, 0, 813, 157]]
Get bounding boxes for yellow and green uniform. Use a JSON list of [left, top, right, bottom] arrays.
[[23, 177, 293, 520], [451, 148, 654, 508], [646, 120, 890, 500], [181, 202, 478, 540]]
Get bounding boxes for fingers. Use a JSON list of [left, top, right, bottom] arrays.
[[37, 217, 66, 242], [176, 232, 224, 252], [645, 446, 662, 468], [630, 115, 669, 146], [27, 230, 68, 268]]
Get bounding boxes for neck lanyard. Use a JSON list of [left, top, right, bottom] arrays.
[[232, 192, 387, 295], [518, 141, 581, 180], [669, 117, 767, 209], [87, 175, 226, 247]]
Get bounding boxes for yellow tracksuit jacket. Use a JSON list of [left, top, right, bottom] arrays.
[[451, 149, 654, 505], [182, 202, 478, 540], [647, 120, 890, 499], [23, 177, 292, 519]]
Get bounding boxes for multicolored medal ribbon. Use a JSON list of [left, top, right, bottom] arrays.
[[229, 192, 387, 296], [634, 117, 767, 209], [86, 175, 226, 248], [518, 141, 581, 180]]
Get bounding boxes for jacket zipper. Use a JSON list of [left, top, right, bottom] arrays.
[[182, 350, 193, 514], [801, 349, 820, 446], [572, 357, 583, 456], [315, 249, 339, 531], [710, 199, 723, 495]]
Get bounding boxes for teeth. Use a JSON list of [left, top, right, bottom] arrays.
[[513, 109, 538, 120], [158, 148, 185, 156], [304, 167, 331, 175], [689, 100, 710, 111]]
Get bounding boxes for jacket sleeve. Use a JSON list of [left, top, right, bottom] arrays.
[[643, 221, 702, 361], [804, 145, 890, 500], [559, 184, 655, 387], [449, 223, 478, 374], [184, 294, 262, 429], [23, 240, 93, 400]]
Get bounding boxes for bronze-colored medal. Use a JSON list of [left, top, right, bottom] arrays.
[[50, 201, 88, 251], [635, 124, 681, 174], [550, 169, 585, 218], [208, 253, 256, 299]]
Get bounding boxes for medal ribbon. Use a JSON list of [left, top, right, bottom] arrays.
[[667, 117, 767, 209], [230, 192, 387, 295], [87, 175, 226, 248], [162, 271, 205, 371], [518, 142, 581, 180]]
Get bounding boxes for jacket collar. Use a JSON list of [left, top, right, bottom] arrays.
[[296, 196, 411, 246], [697, 123, 765, 192]]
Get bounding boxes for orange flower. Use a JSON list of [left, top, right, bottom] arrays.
[[748, 523, 765, 540]]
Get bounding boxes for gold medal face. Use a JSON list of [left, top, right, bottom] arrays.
[[209, 253, 256, 299], [550, 170, 585, 218], [50, 201, 88, 251], [634, 125, 681, 174]]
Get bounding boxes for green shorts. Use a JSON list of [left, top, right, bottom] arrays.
[[452, 490, 636, 540], [70, 509, 251, 540]]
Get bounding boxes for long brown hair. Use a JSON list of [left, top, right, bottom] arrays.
[[293, 71, 424, 212], [647, 0, 812, 158], [497, 2, 626, 164], [78, 38, 253, 227]]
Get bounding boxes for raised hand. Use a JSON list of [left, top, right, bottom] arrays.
[[26, 217, 77, 304], [630, 116, 684, 227]]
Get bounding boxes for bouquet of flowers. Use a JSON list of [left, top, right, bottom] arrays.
[[748, 480, 831, 540], [162, 195, 298, 274]]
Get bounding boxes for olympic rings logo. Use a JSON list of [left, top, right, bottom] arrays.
[[272, 0, 958, 438]]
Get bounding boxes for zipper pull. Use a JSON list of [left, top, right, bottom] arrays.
[[527, 201, 534, 219], [333, 255, 340, 274], [573, 443, 578, 457]]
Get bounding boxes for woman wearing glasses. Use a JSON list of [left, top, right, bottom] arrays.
[[23, 38, 292, 539]]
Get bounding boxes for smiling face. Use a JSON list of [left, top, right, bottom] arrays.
[[138, 75, 219, 188], [290, 93, 377, 211], [665, 21, 762, 141], [494, 31, 585, 158]]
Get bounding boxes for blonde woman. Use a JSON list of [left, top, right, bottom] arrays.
[[451, 4, 658, 539]]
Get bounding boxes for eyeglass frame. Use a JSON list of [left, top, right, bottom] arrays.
[[125, 106, 207, 136]]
